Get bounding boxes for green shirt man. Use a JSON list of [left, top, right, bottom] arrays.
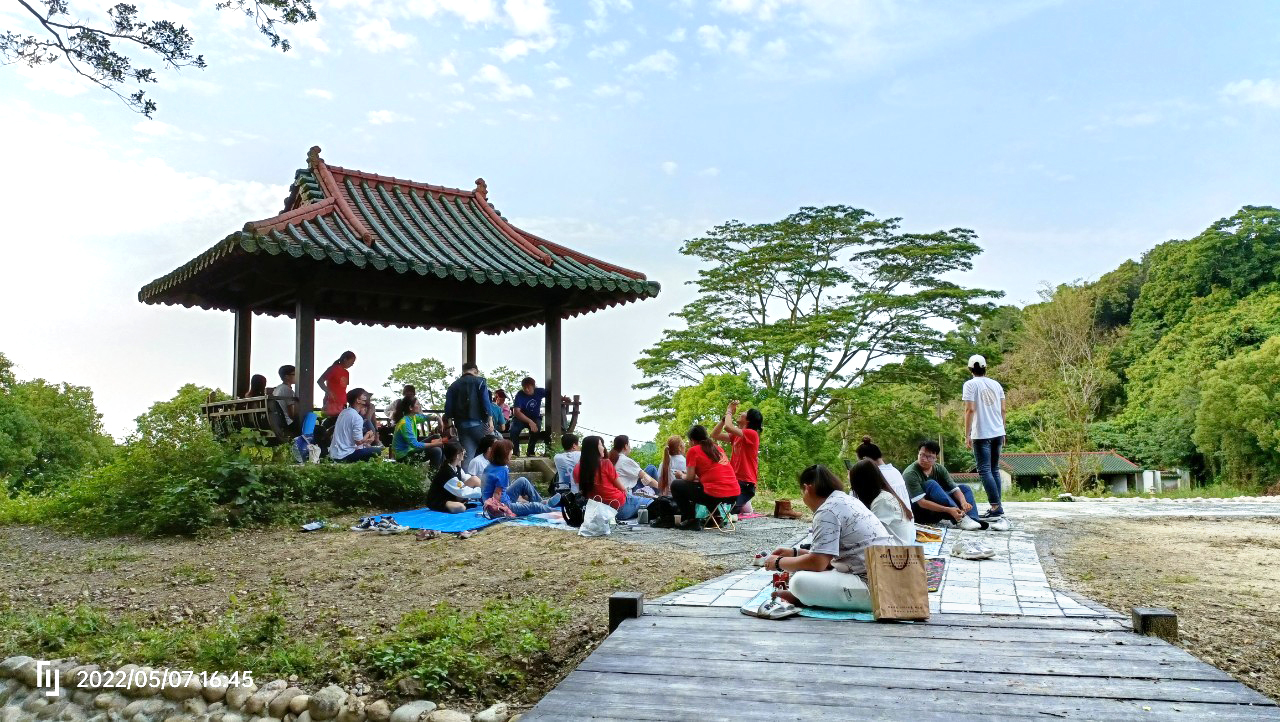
[[901, 441, 980, 528]]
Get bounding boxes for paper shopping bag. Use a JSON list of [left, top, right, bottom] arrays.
[[865, 545, 930, 621]]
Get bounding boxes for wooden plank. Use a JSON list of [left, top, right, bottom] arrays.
[[599, 633, 1233, 681], [627, 614, 1166, 646], [527, 673, 1280, 722], [578, 654, 1272, 705], [647, 605, 1129, 630]]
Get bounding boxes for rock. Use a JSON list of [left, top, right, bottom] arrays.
[[268, 688, 304, 718], [59, 705, 89, 722], [202, 678, 228, 703], [66, 665, 99, 691], [336, 697, 366, 722], [72, 689, 99, 707], [365, 700, 392, 722], [94, 692, 128, 710], [224, 684, 258, 711], [296, 712, 312, 722], [473, 704, 509, 722], [161, 716, 197, 722], [214, 714, 245, 722], [160, 675, 202, 702], [507, 715, 522, 722], [426, 711, 470, 722], [0, 656, 35, 680], [1056, 493, 1074, 502], [308, 685, 347, 721], [389, 701, 437, 722], [288, 695, 311, 715], [22, 694, 52, 714], [12, 658, 40, 687], [181, 698, 207, 717], [32, 700, 68, 719], [242, 681, 286, 715], [393, 679, 422, 698]]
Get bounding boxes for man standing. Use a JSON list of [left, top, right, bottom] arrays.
[[509, 376, 546, 457], [963, 354, 1009, 528], [444, 363, 494, 464], [902, 441, 986, 531]]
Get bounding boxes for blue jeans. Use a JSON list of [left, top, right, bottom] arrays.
[[336, 447, 380, 463], [455, 422, 488, 466], [508, 418, 539, 456], [973, 436, 1004, 510], [504, 476, 556, 516], [644, 464, 659, 482], [922, 479, 979, 522], [615, 494, 652, 521]]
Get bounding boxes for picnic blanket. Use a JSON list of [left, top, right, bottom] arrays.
[[385, 508, 504, 533], [742, 586, 876, 622], [511, 511, 574, 531], [927, 558, 946, 593]]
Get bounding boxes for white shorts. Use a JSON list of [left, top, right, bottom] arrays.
[[790, 570, 872, 612]]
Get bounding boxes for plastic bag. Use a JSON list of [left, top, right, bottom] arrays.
[[578, 499, 618, 537]]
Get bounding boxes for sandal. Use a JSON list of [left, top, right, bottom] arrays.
[[458, 530, 476, 540], [756, 597, 801, 620], [415, 529, 439, 541]]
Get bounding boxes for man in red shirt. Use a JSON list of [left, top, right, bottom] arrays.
[[713, 400, 763, 515]]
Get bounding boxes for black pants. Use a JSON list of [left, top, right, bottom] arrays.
[[671, 479, 738, 521], [732, 480, 756, 514]]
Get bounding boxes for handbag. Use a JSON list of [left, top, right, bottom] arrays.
[[578, 498, 617, 537], [482, 496, 515, 519], [864, 545, 930, 621]]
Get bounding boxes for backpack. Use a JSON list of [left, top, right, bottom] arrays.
[[560, 492, 587, 528], [645, 497, 680, 527]]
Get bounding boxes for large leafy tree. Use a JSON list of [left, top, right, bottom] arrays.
[[1193, 335, 1280, 484], [2, 0, 316, 116], [383, 358, 530, 409], [635, 206, 1000, 423]]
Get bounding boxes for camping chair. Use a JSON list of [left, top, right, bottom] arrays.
[[696, 502, 736, 532]]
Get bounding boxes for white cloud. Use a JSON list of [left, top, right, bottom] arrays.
[[696, 25, 725, 51], [698, 167, 720, 176], [1222, 78, 1280, 108], [593, 83, 623, 97], [447, 82, 466, 94], [625, 90, 643, 104], [713, 0, 786, 21], [431, 0, 500, 24], [713, 0, 755, 13], [367, 109, 414, 124], [446, 100, 476, 113], [587, 39, 630, 60], [661, 161, 678, 175], [353, 17, 415, 52], [493, 35, 558, 61], [727, 29, 751, 55], [551, 76, 572, 89], [504, 0, 553, 36], [585, 0, 632, 33], [666, 27, 687, 42], [304, 88, 334, 100], [436, 57, 458, 76], [14, 62, 93, 97], [762, 38, 787, 58], [132, 120, 180, 137], [473, 64, 534, 100], [625, 49, 679, 74]]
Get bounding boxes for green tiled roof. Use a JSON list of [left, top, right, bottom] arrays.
[[138, 147, 659, 331], [994, 452, 1142, 477]]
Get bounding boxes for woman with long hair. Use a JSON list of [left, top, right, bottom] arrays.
[[748, 465, 892, 619], [482, 439, 560, 516], [712, 401, 764, 514], [242, 374, 268, 399], [854, 435, 912, 517], [318, 351, 357, 419], [392, 397, 445, 468], [609, 435, 658, 496], [848, 459, 915, 545], [574, 435, 646, 520], [657, 435, 687, 497], [670, 425, 740, 531]]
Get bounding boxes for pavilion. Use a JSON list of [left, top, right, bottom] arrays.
[[138, 146, 661, 434]]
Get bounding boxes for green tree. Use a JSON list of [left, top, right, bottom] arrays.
[[484, 365, 533, 399], [635, 206, 1000, 423], [134, 383, 226, 445], [0, 353, 115, 494], [384, 359, 455, 410], [3, 0, 317, 116], [1193, 336, 1280, 484]]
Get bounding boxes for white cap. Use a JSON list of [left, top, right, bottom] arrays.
[[967, 354, 987, 369]]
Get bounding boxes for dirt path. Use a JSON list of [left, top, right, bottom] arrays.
[[1036, 516, 1280, 701], [0, 519, 726, 707]]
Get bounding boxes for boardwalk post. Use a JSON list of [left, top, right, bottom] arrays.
[[609, 592, 644, 632], [1131, 607, 1178, 642]]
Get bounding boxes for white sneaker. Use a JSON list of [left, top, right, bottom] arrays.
[[957, 516, 982, 531], [987, 517, 1010, 532]]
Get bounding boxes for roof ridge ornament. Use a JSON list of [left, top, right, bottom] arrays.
[[307, 145, 376, 247], [472, 177, 555, 267]]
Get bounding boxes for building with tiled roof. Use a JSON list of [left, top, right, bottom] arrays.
[[966, 451, 1145, 493], [139, 146, 661, 424]]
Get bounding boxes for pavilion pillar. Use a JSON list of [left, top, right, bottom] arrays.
[[233, 307, 252, 396], [544, 308, 563, 441], [462, 329, 478, 368], [295, 298, 316, 415]]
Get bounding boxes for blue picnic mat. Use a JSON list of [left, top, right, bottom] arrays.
[[743, 586, 876, 621], [385, 508, 504, 533]]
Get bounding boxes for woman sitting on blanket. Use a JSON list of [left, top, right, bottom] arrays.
[[426, 442, 482, 514], [849, 459, 916, 546], [482, 439, 561, 516], [751, 464, 892, 620], [574, 435, 648, 521]]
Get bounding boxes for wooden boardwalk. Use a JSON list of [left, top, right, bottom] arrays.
[[527, 605, 1279, 721]]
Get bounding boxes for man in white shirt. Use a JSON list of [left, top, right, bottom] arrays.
[[330, 388, 380, 463], [554, 434, 582, 494], [272, 365, 298, 430], [465, 434, 497, 479], [962, 354, 1007, 522]]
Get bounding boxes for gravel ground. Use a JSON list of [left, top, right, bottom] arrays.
[[605, 515, 810, 567]]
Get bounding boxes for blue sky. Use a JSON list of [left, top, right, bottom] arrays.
[[2, 0, 1279, 440]]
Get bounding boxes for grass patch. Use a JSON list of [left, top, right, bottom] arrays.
[[368, 599, 570, 700], [171, 563, 216, 585], [660, 577, 698, 595]]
